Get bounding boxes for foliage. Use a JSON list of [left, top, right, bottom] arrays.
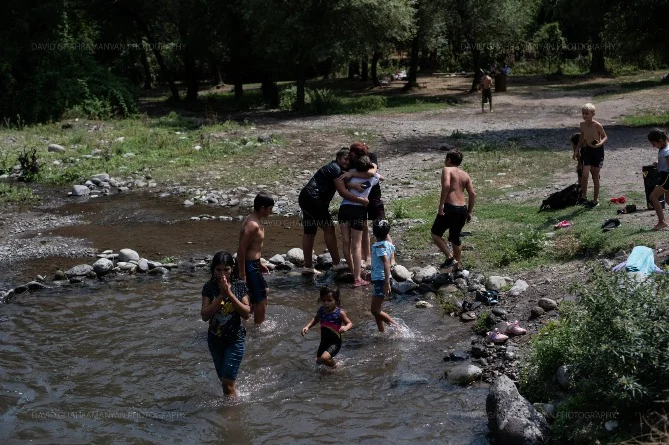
[[438, 294, 460, 314], [521, 268, 669, 442], [306, 89, 341, 114], [498, 229, 546, 266], [0, 183, 40, 204], [531, 22, 567, 74], [279, 86, 298, 111], [472, 310, 495, 335]]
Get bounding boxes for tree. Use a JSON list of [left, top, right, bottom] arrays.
[[604, 0, 669, 70], [532, 22, 566, 74], [449, 0, 540, 91]]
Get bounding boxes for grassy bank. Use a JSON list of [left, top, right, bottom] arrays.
[[391, 141, 665, 273], [0, 113, 290, 190]]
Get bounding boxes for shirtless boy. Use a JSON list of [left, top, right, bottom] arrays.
[[577, 103, 608, 207], [431, 150, 476, 270], [238, 193, 274, 324], [480, 71, 493, 113]]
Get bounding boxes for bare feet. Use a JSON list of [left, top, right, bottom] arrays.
[[652, 222, 668, 231]]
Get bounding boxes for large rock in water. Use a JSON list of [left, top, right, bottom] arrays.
[[92, 258, 114, 276], [286, 248, 305, 266], [118, 248, 140, 262], [391, 264, 412, 281], [66, 264, 94, 277], [444, 363, 482, 386], [486, 375, 549, 445]]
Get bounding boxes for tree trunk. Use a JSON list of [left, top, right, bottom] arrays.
[[406, 34, 420, 88], [126, 10, 180, 101], [361, 56, 369, 81], [261, 71, 279, 108], [211, 55, 223, 85], [138, 42, 152, 89], [371, 51, 381, 87], [296, 62, 306, 111], [348, 60, 360, 79], [589, 40, 606, 74], [184, 51, 198, 102], [470, 48, 482, 93]]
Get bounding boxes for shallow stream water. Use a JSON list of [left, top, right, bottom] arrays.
[[1, 192, 490, 443]]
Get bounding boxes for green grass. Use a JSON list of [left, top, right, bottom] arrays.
[[0, 114, 289, 187], [0, 183, 40, 204], [622, 112, 669, 127], [392, 141, 665, 273]]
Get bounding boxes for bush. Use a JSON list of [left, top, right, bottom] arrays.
[[521, 267, 669, 442], [306, 88, 341, 114], [499, 229, 545, 266], [279, 86, 298, 111]]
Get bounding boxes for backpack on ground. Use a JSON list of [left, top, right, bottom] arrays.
[[539, 183, 581, 211]]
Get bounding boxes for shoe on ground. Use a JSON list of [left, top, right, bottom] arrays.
[[353, 279, 370, 287], [577, 197, 588, 205], [505, 320, 527, 335], [601, 218, 621, 232], [487, 328, 508, 344], [332, 261, 349, 271], [301, 267, 322, 276], [454, 269, 470, 279], [439, 257, 458, 269], [585, 200, 600, 208]]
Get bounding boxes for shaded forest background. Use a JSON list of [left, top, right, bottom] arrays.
[[2, 0, 667, 123]]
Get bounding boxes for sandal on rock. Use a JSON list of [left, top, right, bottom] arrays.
[[505, 320, 527, 335], [487, 328, 509, 344], [353, 279, 370, 287]]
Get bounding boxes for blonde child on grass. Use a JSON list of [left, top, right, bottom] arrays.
[[577, 103, 608, 207]]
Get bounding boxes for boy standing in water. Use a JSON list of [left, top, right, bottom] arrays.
[[577, 103, 608, 207], [238, 193, 274, 324]]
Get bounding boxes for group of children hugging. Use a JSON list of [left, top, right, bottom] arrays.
[[199, 141, 478, 398], [569, 103, 669, 230]]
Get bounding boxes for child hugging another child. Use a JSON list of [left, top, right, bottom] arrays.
[[301, 286, 353, 368]]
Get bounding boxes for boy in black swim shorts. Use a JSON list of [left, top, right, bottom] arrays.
[[430, 150, 476, 270]]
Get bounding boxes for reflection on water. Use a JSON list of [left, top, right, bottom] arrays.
[[0, 270, 490, 443]]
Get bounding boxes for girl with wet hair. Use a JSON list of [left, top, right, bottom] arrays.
[[301, 286, 353, 368], [200, 251, 250, 397]]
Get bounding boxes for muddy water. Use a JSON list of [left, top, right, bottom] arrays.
[[2, 192, 490, 443]]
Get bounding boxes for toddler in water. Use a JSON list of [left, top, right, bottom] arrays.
[[301, 286, 353, 367], [370, 220, 398, 332]]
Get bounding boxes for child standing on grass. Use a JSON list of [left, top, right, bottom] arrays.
[[301, 286, 353, 368], [370, 220, 398, 332], [578, 103, 608, 207], [648, 128, 669, 231]]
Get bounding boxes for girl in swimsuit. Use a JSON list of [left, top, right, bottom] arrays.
[[301, 286, 353, 367]]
